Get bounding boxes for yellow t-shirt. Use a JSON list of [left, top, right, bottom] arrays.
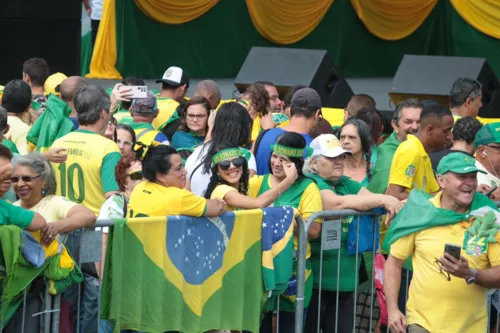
[[210, 184, 237, 211], [51, 129, 121, 215], [390, 192, 500, 333], [251, 115, 261, 141], [14, 195, 76, 223], [152, 98, 180, 130], [7, 116, 29, 154], [129, 180, 207, 217], [249, 175, 322, 258], [388, 134, 439, 194]]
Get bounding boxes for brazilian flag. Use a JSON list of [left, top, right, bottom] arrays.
[[101, 207, 295, 332]]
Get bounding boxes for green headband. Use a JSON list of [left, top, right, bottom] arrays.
[[270, 143, 313, 158], [212, 148, 243, 165]]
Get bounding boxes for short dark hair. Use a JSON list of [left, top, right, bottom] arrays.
[[74, 85, 111, 125], [270, 132, 307, 177], [141, 145, 179, 181], [355, 107, 383, 144], [283, 85, 307, 108], [347, 94, 376, 117], [393, 98, 423, 123], [23, 58, 50, 87], [452, 116, 483, 144], [121, 76, 145, 86], [178, 96, 211, 132], [450, 77, 482, 108], [0, 145, 13, 161], [0, 107, 8, 130], [420, 103, 453, 126], [1, 80, 32, 114], [290, 98, 320, 119]]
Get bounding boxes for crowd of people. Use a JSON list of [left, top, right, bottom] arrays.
[[0, 57, 499, 333]]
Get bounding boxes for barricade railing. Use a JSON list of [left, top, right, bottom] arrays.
[[3, 209, 500, 333]]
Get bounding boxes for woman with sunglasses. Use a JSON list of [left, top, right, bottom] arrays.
[[251, 132, 322, 333], [204, 143, 297, 210], [12, 153, 96, 245], [114, 124, 136, 159], [172, 96, 210, 153]]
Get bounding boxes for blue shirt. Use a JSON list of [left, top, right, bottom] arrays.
[[255, 128, 313, 175], [70, 117, 79, 130]]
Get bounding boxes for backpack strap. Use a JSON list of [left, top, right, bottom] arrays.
[[253, 129, 271, 157], [136, 128, 154, 141]]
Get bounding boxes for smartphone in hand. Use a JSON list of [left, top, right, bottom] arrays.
[[444, 243, 461, 260]]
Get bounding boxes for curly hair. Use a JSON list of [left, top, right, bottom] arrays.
[[452, 116, 483, 144], [242, 83, 270, 117], [204, 143, 250, 199], [115, 155, 134, 192]]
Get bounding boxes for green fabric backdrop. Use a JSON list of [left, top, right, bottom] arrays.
[[97, 0, 500, 79]]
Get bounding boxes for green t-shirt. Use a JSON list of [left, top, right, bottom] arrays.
[[2, 139, 19, 154], [0, 200, 34, 229], [367, 132, 402, 194], [308, 173, 364, 291]]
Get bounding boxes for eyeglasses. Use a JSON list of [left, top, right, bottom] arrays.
[[11, 175, 41, 183], [433, 258, 451, 281], [128, 171, 143, 181], [217, 157, 246, 171], [186, 114, 208, 120], [109, 119, 117, 126], [116, 139, 134, 147]]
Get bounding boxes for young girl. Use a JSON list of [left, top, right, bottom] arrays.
[[204, 143, 297, 210]]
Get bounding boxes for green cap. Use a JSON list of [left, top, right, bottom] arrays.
[[436, 152, 486, 175], [474, 122, 500, 149]]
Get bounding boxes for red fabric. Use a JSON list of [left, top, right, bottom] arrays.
[[374, 254, 388, 326]]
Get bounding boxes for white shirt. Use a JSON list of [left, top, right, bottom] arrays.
[[476, 160, 500, 187], [90, 0, 103, 21], [185, 143, 257, 197]]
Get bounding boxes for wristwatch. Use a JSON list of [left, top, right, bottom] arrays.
[[466, 268, 477, 285]]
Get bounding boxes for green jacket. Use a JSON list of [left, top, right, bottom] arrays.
[[367, 132, 401, 194]]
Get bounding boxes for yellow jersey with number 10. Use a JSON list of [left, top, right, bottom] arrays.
[[51, 129, 121, 215]]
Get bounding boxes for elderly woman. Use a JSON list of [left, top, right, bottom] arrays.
[[12, 153, 96, 244], [303, 134, 402, 333], [128, 144, 226, 218]]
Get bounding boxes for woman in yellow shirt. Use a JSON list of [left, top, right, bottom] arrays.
[[12, 153, 96, 244], [204, 143, 297, 209], [128, 145, 226, 218]]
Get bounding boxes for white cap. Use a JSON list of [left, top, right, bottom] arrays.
[[310, 134, 350, 158], [155, 66, 189, 86]]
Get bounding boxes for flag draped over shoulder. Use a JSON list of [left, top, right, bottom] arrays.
[[383, 190, 498, 253], [26, 93, 74, 152], [101, 207, 295, 333], [0, 226, 83, 326]]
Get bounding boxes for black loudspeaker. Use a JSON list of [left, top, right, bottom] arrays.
[[389, 55, 500, 118], [234, 47, 354, 108], [0, 0, 81, 84]]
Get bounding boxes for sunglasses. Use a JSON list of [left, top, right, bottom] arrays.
[[129, 171, 143, 181], [217, 157, 246, 171], [11, 175, 41, 183]]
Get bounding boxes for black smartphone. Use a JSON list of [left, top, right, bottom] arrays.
[[486, 186, 498, 198], [444, 243, 461, 260]]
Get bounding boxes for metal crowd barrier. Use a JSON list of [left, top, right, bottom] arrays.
[[3, 210, 500, 333]]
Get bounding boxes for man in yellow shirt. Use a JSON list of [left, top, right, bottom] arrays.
[[449, 77, 482, 119], [153, 66, 189, 134], [385, 153, 500, 333], [1, 80, 32, 154], [387, 103, 453, 200]]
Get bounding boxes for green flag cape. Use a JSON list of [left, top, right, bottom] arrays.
[[26, 94, 74, 152], [368, 132, 401, 194], [382, 190, 498, 253]]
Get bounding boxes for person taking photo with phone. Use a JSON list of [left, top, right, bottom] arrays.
[[384, 152, 500, 333]]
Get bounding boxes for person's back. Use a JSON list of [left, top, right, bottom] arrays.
[[255, 88, 321, 175], [51, 85, 120, 214]]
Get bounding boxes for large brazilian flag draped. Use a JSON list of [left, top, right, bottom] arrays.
[[101, 207, 295, 333]]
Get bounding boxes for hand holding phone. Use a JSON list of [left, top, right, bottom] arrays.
[[444, 243, 461, 261], [128, 86, 148, 99]]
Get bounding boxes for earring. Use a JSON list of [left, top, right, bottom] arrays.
[[41, 188, 47, 196]]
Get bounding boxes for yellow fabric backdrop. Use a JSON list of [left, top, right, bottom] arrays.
[[245, 0, 335, 44], [86, 0, 122, 79], [451, 0, 500, 40], [134, 0, 219, 24], [350, 0, 438, 41]]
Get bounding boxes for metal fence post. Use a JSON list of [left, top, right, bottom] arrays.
[[294, 215, 306, 333]]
